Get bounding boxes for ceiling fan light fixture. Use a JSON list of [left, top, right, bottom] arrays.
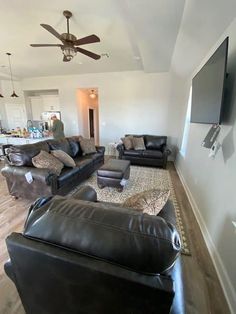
[[63, 47, 77, 61], [89, 90, 96, 99]]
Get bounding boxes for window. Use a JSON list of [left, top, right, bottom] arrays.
[[180, 86, 192, 157]]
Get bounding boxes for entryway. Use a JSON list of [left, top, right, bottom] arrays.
[[77, 88, 99, 145]]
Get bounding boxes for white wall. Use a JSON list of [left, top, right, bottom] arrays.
[[174, 18, 236, 313], [21, 71, 178, 154]]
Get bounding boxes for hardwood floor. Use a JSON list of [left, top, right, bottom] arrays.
[[0, 161, 230, 314]]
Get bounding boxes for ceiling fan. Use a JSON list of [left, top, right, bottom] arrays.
[[30, 10, 101, 62]]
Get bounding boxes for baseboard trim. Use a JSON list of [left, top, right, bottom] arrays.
[[175, 162, 236, 314]]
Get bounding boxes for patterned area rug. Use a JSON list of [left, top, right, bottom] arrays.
[[72, 165, 191, 255]]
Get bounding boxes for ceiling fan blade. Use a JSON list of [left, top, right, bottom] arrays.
[[76, 47, 101, 60], [74, 34, 100, 46], [30, 44, 62, 47], [63, 55, 70, 62], [40, 24, 63, 42]]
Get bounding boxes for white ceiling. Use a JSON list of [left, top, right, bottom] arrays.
[[0, 0, 185, 78], [0, 0, 236, 80]]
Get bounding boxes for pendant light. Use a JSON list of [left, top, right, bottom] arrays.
[[6, 52, 19, 98]]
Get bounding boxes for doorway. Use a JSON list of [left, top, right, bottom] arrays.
[[89, 108, 95, 138], [77, 88, 100, 145]]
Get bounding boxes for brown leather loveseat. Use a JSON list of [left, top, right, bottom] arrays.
[[1, 137, 105, 199]]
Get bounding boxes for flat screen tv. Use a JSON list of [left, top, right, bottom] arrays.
[[191, 37, 228, 124]]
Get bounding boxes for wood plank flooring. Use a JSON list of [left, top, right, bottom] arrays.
[[0, 161, 230, 314]]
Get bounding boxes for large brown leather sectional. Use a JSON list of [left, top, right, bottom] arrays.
[[5, 185, 184, 314], [1, 137, 105, 199], [117, 134, 171, 168]]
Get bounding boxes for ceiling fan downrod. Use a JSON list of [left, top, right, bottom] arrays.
[[63, 10, 72, 35]]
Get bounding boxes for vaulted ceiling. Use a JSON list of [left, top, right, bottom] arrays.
[[0, 0, 236, 79]]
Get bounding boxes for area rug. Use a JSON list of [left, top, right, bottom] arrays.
[[72, 166, 191, 255]]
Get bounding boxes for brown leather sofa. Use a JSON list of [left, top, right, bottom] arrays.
[[5, 186, 184, 314], [1, 137, 105, 199], [117, 134, 171, 168]]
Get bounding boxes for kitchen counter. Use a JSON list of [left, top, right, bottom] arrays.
[[0, 136, 53, 145]]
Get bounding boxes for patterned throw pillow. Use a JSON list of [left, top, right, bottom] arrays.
[[79, 138, 96, 155], [121, 136, 134, 150], [51, 150, 76, 168], [123, 189, 170, 215], [32, 150, 64, 176], [132, 137, 146, 150]]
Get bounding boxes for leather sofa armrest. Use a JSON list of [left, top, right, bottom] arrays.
[[1, 165, 57, 186], [161, 145, 171, 169], [96, 146, 105, 154], [162, 145, 171, 156], [116, 143, 125, 158], [1, 144, 13, 156], [71, 186, 97, 202], [4, 260, 16, 283]]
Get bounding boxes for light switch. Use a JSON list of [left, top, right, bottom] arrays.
[[232, 221, 236, 233]]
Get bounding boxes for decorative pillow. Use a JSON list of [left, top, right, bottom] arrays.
[[132, 137, 146, 150], [32, 150, 64, 176], [50, 150, 76, 168], [123, 189, 170, 215], [67, 137, 81, 157], [121, 136, 134, 150], [79, 138, 96, 155]]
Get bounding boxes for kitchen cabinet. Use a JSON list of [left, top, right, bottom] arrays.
[[0, 136, 53, 145], [42, 95, 60, 111], [30, 96, 42, 120], [29, 95, 60, 120]]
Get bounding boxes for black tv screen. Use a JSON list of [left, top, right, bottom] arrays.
[[191, 37, 228, 124]]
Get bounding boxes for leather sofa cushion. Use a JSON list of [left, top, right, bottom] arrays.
[[7, 141, 49, 166], [142, 150, 163, 159], [144, 135, 167, 150], [123, 150, 144, 157], [47, 139, 73, 157], [74, 157, 93, 171], [23, 197, 181, 274], [57, 167, 81, 187]]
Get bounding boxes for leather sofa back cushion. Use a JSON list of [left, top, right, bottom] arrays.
[[47, 139, 73, 157], [145, 135, 167, 150], [23, 197, 181, 274], [7, 141, 49, 166]]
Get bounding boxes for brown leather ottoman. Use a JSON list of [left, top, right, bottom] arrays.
[[97, 159, 130, 192]]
